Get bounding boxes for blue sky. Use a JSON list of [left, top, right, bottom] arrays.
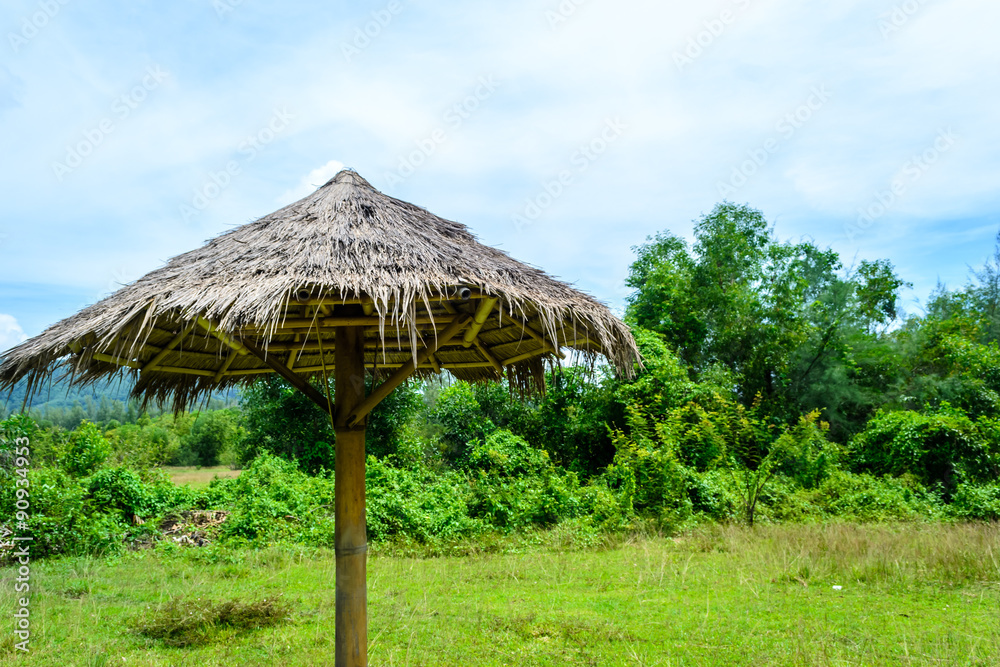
[[1, 0, 998, 352]]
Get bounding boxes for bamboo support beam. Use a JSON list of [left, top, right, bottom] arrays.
[[151, 366, 216, 377], [93, 353, 141, 369], [502, 346, 553, 367], [289, 291, 485, 308], [97, 351, 226, 378], [500, 311, 566, 359], [462, 297, 497, 347], [347, 314, 471, 427], [246, 315, 456, 330], [224, 360, 493, 377], [214, 351, 238, 382], [287, 333, 301, 371], [261, 339, 470, 354], [196, 317, 250, 356], [240, 337, 333, 416], [472, 339, 503, 374], [140, 322, 196, 372]]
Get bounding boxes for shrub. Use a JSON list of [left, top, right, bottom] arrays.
[[88, 467, 154, 516], [467, 430, 550, 478], [851, 404, 999, 494], [948, 483, 1000, 521], [770, 410, 842, 489], [61, 421, 110, 476], [366, 457, 482, 543]]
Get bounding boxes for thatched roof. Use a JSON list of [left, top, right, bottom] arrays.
[[0, 170, 639, 411]]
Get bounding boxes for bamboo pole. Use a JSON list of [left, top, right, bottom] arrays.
[[244, 315, 456, 330], [290, 291, 486, 307], [471, 339, 504, 375], [196, 317, 250, 356], [92, 353, 141, 369], [501, 346, 553, 366], [462, 298, 497, 347], [240, 338, 333, 416], [346, 314, 471, 427], [224, 360, 494, 376], [214, 351, 238, 383], [334, 326, 367, 667], [140, 322, 195, 372]]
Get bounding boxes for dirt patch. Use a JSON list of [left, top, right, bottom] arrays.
[[157, 510, 230, 547]]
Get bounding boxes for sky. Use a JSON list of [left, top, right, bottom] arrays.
[[1, 0, 999, 354]]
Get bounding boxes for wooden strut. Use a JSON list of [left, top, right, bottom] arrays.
[[462, 297, 498, 347], [140, 322, 196, 372], [239, 337, 333, 417], [223, 361, 493, 377], [244, 315, 457, 330], [472, 339, 504, 375], [347, 314, 472, 427], [500, 310, 566, 359], [291, 290, 486, 307], [196, 317, 250, 356], [214, 351, 238, 383]]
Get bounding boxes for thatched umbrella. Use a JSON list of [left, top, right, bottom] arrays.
[[0, 169, 639, 666]]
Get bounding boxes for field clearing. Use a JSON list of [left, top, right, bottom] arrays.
[[2, 523, 999, 665], [163, 466, 241, 488]]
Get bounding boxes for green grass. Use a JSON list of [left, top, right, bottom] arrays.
[[162, 466, 241, 488], [2, 523, 999, 665]]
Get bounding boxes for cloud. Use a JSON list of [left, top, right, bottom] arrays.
[[277, 160, 346, 205], [0, 314, 28, 354], [1, 0, 999, 329]]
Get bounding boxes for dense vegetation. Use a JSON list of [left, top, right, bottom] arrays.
[[2, 202, 999, 561]]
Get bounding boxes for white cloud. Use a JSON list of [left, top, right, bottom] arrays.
[[0, 314, 28, 353], [277, 159, 347, 205]]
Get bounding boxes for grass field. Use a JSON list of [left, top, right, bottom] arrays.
[[163, 466, 242, 488], [2, 523, 999, 665]]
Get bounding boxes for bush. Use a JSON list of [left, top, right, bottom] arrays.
[[61, 421, 110, 476], [851, 404, 1000, 494], [467, 430, 550, 478], [367, 457, 482, 542], [948, 483, 1000, 521], [88, 467, 154, 517]]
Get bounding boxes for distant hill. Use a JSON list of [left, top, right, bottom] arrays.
[[1, 374, 239, 423]]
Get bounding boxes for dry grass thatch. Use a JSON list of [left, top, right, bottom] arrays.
[[0, 170, 639, 412]]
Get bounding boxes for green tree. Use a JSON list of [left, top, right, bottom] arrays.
[[238, 375, 422, 473], [184, 409, 242, 467]]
